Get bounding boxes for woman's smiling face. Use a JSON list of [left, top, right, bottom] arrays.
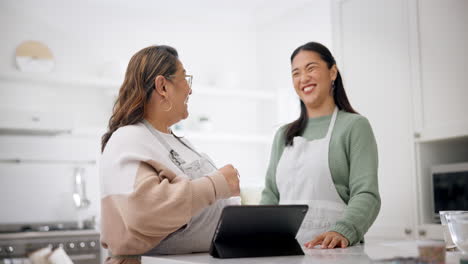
[[167, 60, 192, 121], [291, 50, 337, 109]]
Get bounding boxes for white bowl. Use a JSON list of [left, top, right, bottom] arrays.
[[440, 211, 467, 248], [447, 212, 468, 253]]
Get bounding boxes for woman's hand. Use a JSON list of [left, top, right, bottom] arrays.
[[304, 231, 349, 249], [219, 164, 240, 196]]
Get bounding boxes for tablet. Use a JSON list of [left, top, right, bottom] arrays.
[[209, 204, 308, 258]]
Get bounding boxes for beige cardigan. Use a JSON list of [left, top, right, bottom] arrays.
[[99, 123, 232, 264]]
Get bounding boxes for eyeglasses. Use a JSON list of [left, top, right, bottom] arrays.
[[185, 74, 193, 88], [167, 74, 193, 89]]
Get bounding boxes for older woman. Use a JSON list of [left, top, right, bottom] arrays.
[[100, 45, 241, 264]]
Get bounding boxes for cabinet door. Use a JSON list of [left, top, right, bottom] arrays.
[[414, 0, 468, 141], [332, 0, 417, 239]]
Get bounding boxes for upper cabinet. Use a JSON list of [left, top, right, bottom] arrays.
[[332, 0, 468, 240], [413, 0, 468, 142], [332, 0, 417, 239]]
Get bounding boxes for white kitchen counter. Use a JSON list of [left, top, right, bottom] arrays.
[[142, 240, 465, 264]]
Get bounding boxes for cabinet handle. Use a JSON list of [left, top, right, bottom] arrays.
[[414, 132, 421, 138], [404, 228, 412, 235], [418, 229, 427, 237]]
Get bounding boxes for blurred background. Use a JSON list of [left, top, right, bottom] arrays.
[[0, 0, 467, 263]]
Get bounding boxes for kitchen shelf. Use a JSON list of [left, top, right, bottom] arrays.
[[0, 71, 120, 91], [191, 86, 276, 101], [0, 71, 276, 101], [177, 131, 272, 144], [67, 126, 273, 144], [69, 127, 107, 138]]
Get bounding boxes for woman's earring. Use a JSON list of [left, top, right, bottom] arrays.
[[161, 98, 173, 112], [330, 80, 336, 95]]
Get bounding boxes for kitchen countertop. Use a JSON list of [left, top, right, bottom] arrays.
[[142, 240, 465, 264]]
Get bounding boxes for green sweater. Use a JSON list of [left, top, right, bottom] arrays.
[[260, 110, 381, 246]]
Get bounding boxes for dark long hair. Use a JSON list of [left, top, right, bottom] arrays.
[[101, 45, 178, 152], [285, 42, 357, 146]]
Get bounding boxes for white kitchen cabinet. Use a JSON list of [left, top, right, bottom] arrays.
[[332, 0, 418, 239], [412, 0, 468, 142], [410, 0, 468, 240], [332, 0, 468, 240]]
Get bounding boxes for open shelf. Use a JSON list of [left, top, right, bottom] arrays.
[[0, 71, 277, 101], [415, 136, 468, 240], [178, 131, 272, 144], [192, 86, 276, 101], [0, 71, 121, 90], [66, 127, 273, 144]]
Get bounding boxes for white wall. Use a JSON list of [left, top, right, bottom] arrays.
[[256, 1, 333, 127], [0, 0, 261, 84]]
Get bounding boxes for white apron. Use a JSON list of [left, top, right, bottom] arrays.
[[142, 121, 239, 255], [276, 107, 346, 245]]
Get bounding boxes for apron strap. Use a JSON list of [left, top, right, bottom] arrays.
[[325, 107, 338, 140], [142, 120, 217, 170], [143, 120, 174, 152], [143, 120, 205, 159]]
